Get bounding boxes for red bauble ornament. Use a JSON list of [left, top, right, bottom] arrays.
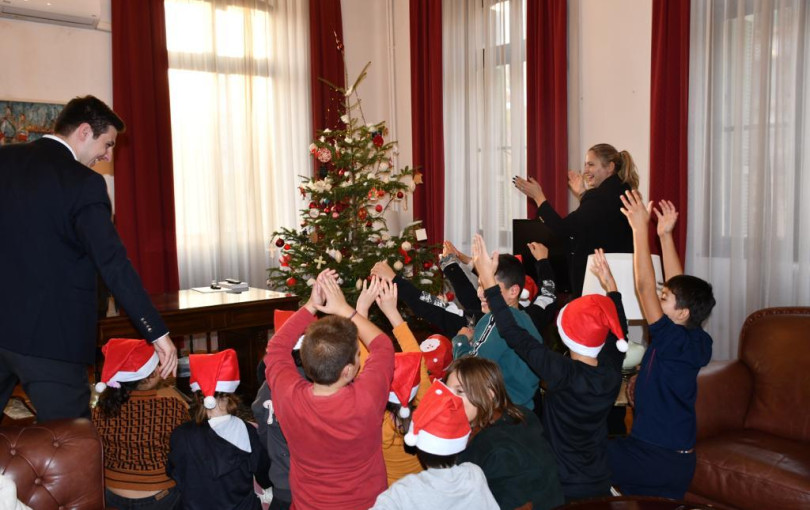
[[280, 254, 291, 266], [375, 204, 383, 213], [309, 201, 316, 209], [358, 208, 368, 220], [365, 220, 373, 227], [331, 212, 339, 219], [286, 277, 297, 287], [275, 238, 285, 248], [423, 261, 433, 270], [373, 134, 384, 147], [284, 244, 291, 250], [446, 291, 455, 302], [338, 169, 345, 176], [377, 189, 385, 197], [396, 191, 404, 199]]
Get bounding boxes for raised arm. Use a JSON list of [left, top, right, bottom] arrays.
[[521, 242, 558, 332], [315, 270, 386, 349], [620, 190, 663, 324], [654, 199, 684, 280], [590, 248, 618, 293], [440, 243, 481, 315]]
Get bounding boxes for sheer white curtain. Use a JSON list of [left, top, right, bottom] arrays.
[[688, 0, 810, 359], [164, 0, 310, 288], [442, 0, 527, 254]]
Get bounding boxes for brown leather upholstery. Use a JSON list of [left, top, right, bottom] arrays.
[[0, 418, 107, 510], [686, 307, 810, 510]]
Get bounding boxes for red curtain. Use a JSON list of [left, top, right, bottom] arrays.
[[650, 0, 690, 260], [111, 0, 179, 294], [309, 0, 346, 176], [526, 0, 568, 218], [409, 0, 445, 245]]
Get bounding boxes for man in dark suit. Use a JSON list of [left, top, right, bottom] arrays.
[[0, 95, 177, 422]]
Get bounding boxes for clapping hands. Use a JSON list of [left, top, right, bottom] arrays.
[[620, 190, 653, 231], [471, 234, 498, 288]]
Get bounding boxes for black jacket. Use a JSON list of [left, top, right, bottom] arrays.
[[537, 174, 633, 296], [0, 137, 166, 363]]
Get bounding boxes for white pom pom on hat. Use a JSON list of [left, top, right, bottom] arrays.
[[204, 396, 218, 409]]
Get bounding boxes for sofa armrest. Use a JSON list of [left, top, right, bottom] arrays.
[[695, 360, 753, 440]]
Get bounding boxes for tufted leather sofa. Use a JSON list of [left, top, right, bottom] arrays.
[[0, 418, 108, 510], [685, 307, 810, 510]]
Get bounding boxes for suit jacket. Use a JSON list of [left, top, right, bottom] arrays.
[[536, 173, 633, 295], [0, 137, 167, 364]]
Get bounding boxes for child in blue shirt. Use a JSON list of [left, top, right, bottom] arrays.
[[608, 193, 715, 499]]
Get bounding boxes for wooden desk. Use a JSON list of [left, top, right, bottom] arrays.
[[97, 288, 299, 399]]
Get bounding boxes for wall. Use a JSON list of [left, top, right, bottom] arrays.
[[341, 0, 414, 233], [569, 0, 652, 200]]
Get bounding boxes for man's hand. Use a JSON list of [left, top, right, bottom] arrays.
[[304, 270, 331, 315], [314, 270, 354, 317], [620, 190, 653, 232], [527, 241, 549, 261], [471, 234, 498, 288], [153, 334, 178, 379], [355, 276, 382, 318], [590, 248, 618, 293], [443, 240, 471, 265], [370, 260, 396, 282], [568, 170, 585, 199], [654, 199, 679, 237], [513, 175, 547, 206]]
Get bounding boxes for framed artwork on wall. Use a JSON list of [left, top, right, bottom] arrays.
[[0, 100, 64, 146]]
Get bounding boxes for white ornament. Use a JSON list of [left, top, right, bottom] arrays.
[[381, 233, 391, 242], [306, 278, 316, 287], [355, 278, 363, 290], [401, 241, 412, 251], [309, 208, 320, 218], [379, 161, 389, 171], [314, 256, 326, 269], [393, 260, 404, 271], [341, 114, 350, 124]]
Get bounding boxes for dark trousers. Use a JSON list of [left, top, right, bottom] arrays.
[[0, 346, 90, 422], [607, 435, 696, 500], [105, 487, 180, 510]]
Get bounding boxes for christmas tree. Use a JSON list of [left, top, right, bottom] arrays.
[[267, 63, 442, 306]]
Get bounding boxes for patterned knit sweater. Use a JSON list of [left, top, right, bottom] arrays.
[[92, 386, 189, 490]]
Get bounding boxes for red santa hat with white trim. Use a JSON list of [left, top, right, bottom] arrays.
[[557, 294, 628, 357], [389, 352, 422, 418], [419, 334, 453, 382], [404, 380, 471, 455], [95, 338, 159, 393], [189, 349, 240, 409]]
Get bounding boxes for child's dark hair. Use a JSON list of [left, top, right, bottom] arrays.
[[190, 392, 241, 424], [96, 380, 141, 419], [385, 402, 413, 436], [666, 274, 716, 329], [495, 254, 525, 291], [416, 449, 458, 469], [301, 316, 359, 385]]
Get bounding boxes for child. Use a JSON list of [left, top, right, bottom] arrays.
[[372, 257, 543, 411], [370, 380, 499, 510], [447, 356, 564, 509], [356, 276, 432, 486], [167, 349, 270, 509], [93, 338, 188, 509], [251, 309, 302, 510], [264, 269, 395, 510], [472, 234, 628, 501], [609, 192, 715, 499]]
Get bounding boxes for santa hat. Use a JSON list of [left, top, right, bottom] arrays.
[[95, 338, 159, 393], [275, 309, 304, 350], [404, 380, 471, 455], [189, 349, 240, 409], [557, 294, 628, 357], [389, 352, 422, 418], [519, 276, 539, 307], [419, 334, 453, 382]]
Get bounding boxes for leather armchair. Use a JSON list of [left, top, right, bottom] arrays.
[[685, 307, 810, 510], [0, 418, 108, 510]]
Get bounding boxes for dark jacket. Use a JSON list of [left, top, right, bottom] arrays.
[[458, 406, 565, 510], [167, 419, 269, 510], [0, 137, 166, 363], [537, 173, 633, 296]]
